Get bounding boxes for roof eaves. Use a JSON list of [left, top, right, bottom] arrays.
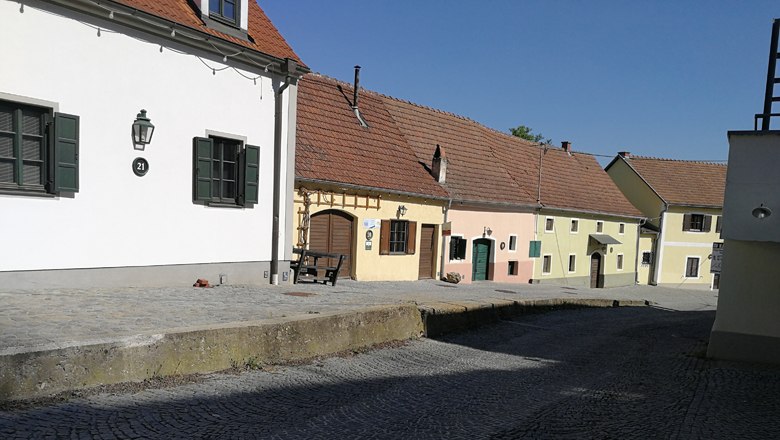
[[295, 177, 449, 202], [615, 155, 668, 205], [47, 0, 308, 77]]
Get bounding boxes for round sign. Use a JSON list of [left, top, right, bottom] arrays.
[[365, 230, 374, 240], [132, 157, 149, 177]]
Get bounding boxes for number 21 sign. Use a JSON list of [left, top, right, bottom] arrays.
[[132, 157, 149, 177]]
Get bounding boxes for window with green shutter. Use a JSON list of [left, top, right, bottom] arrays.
[[529, 240, 541, 258], [0, 99, 79, 196], [192, 135, 259, 207]]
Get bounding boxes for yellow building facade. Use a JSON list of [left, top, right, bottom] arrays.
[[293, 186, 445, 281], [606, 153, 726, 289], [531, 211, 640, 288]]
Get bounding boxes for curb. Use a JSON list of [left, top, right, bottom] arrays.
[[420, 297, 649, 337], [0, 297, 648, 402]]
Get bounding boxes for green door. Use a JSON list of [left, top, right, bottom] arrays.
[[472, 239, 491, 281]]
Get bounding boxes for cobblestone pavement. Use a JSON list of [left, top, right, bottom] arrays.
[[3, 306, 777, 439], [0, 280, 717, 354]]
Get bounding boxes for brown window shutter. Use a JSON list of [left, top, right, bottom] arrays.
[[379, 220, 391, 255], [406, 221, 417, 255], [703, 215, 712, 232], [682, 214, 692, 231]]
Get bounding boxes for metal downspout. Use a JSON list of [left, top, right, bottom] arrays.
[[271, 59, 295, 285], [439, 199, 452, 280]]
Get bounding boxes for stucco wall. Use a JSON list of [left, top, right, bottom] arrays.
[[443, 208, 535, 284], [657, 207, 722, 288], [636, 234, 655, 285], [293, 188, 445, 281], [0, 3, 290, 276], [533, 212, 639, 287], [606, 159, 665, 228]]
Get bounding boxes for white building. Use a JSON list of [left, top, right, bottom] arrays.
[[0, 0, 308, 288]]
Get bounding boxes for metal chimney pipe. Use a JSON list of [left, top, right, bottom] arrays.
[[353, 65, 361, 110]]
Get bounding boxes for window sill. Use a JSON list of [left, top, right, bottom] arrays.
[[206, 202, 244, 209], [0, 187, 55, 198]]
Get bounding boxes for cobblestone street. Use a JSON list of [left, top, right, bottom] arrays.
[[2, 305, 778, 439]]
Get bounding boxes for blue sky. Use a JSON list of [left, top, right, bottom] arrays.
[[263, 1, 778, 163]]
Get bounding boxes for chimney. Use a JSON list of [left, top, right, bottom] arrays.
[[561, 141, 571, 153], [352, 65, 368, 127], [432, 144, 448, 183], [618, 151, 631, 158]]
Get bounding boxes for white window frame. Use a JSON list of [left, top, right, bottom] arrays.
[[618, 223, 625, 235], [616, 253, 624, 271], [508, 234, 517, 252], [570, 219, 579, 234], [542, 254, 552, 275], [568, 253, 576, 273], [684, 256, 701, 279], [544, 217, 555, 233], [596, 221, 604, 233]]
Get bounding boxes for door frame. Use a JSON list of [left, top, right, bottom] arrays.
[[471, 237, 493, 281], [590, 251, 603, 288]]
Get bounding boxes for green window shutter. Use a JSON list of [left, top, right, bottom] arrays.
[[52, 112, 79, 193], [682, 214, 692, 231], [193, 137, 214, 202], [457, 238, 467, 260], [529, 240, 541, 258], [449, 237, 458, 260], [703, 215, 712, 232], [243, 144, 260, 205]]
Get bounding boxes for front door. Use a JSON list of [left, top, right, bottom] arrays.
[[590, 252, 602, 288], [418, 224, 436, 279], [472, 239, 491, 281], [309, 210, 353, 278]]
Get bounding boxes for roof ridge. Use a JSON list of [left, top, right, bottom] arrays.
[[627, 155, 727, 166]]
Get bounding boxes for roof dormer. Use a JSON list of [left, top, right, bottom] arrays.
[[197, 0, 249, 40]]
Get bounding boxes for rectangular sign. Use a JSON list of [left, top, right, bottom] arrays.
[[442, 221, 452, 236], [710, 242, 724, 273], [363, 219, 379, 229]]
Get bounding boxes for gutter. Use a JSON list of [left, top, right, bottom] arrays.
[[634, 217, 646, 284], [271, 59, 296, 285], [652, 203, 669, 285], [439, 199, 452, 280]]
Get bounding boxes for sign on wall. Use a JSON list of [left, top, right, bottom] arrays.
[[710, 242, 724, 273], [442, 221, 452, 236], [363, 219, 379, 229]]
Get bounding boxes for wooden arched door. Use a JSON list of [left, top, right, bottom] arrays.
[[590, 252, 603, 288], [309, 210, 353, 278]]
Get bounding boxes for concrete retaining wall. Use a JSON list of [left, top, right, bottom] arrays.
[[0, 305, 423, 401]]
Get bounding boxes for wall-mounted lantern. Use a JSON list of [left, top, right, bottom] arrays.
[[397, 205, 408, 217], [483, 226, 492, 237], [752, 203, 772, 219], [132, 109, 155, 150]]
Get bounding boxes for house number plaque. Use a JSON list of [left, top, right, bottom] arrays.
[[132, 157, 149, 177]]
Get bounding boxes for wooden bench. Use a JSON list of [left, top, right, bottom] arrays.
[[291, 248, 346, 286]]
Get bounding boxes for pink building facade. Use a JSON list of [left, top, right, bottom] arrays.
[[443, 208, 536, 284]]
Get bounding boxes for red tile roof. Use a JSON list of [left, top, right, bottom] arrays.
[[381, 96, 642, 217], [620, 156, 727, 207], [114, 0, 304, 65], [295, 74, 448, 198], [381, 98, 537, 206]]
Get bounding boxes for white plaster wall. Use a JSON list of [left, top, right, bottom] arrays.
[[0, 2, 290, 270]]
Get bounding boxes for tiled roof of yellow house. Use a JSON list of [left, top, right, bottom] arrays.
[[382, 95, 642, 217], [296, 74, 448, 198], [613, 155, 727, 207], [380, 97, 538, 206]]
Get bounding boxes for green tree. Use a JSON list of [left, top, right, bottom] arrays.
[[509, 125, 551, 144]]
